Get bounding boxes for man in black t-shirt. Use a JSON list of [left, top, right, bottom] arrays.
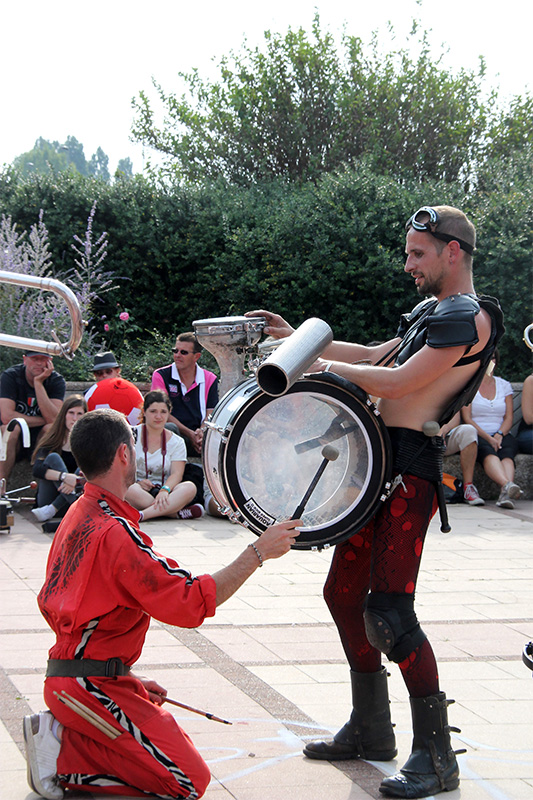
[[0, 351, 65, 486]]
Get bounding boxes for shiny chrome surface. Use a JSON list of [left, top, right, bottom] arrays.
[[256, 317, 333, 396], [0, 270, 84, 359]]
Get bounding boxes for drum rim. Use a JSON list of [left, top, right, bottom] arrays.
[[217, 373, 392, 549]]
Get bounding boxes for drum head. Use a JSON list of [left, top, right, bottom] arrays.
[[218, 373, 391, 550]]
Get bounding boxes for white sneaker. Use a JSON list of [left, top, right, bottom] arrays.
[[496, 486, 514, 509], [505, 481, 523, 500], [32, 504, 57, 522], [23, 711, 63, 799]]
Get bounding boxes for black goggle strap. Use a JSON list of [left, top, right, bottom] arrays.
[[430, 231, 474, 256]]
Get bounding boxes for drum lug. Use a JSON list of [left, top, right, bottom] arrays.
[[204, 420, 231, 440]]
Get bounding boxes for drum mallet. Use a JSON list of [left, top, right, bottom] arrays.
[[422, 421, 451, 533], [291, 445, 339, 520], [4, 481, 37, 497]]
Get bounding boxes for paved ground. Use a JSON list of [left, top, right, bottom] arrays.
[[1, 496, 532, 800]]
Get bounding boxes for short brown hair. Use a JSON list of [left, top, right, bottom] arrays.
[[70, 409, 133, 479], [177, 332, 202, 354]]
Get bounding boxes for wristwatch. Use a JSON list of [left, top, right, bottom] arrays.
[[59, 471, 66, 482], [497, 430, 504, 436]]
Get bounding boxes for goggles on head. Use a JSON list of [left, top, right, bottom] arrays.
[[406, 206, 474, 256]]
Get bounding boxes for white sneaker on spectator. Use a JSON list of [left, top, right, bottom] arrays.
[[177, 503, 205, 520], [505, 481, 522, 500], [463, 483, 485, 506], [496, 485, 514, 509], [23, 711, 63, 799], [32, 504, 57, 522]]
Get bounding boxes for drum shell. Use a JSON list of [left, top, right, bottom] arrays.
[[203, 373, 392, 549]]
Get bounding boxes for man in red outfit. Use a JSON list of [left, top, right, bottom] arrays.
[[24, 408, 300, 800]]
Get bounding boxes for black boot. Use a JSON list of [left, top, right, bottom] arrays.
[[379, 692, 464, 798], [303, 666, 397, 761]]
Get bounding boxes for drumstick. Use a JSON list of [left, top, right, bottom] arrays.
[[53, 690, 120, 739], [291, 445, 339, 520], [422, 420, 451, 533], [163, 696, 232, 725], [294, 414, 356, 453]]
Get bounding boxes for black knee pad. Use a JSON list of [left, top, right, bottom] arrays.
[[363, 592, 427, 663]]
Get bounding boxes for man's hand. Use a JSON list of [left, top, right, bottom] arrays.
[[33, 358, 54, 384], [191, 428, 203, 452], [253, 519, 302, 561], [137, 677, 167, 706], [245, 310, 294, 340]]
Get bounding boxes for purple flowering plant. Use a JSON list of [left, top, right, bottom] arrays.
[[0, 203, 117, 379]]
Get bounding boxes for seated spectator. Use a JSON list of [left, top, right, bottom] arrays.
[[441, 412, 484, 505], [84, 351, 121, 403], [31, 395, 87, 522], [125, 390, 204, 520], [151, 333, 218, 456], [461, 350, 522, 508], [0, 352, 65, 486], [517, 374, 533, 455]]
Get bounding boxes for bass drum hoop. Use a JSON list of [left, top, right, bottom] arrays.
[[217, 372, 392, 550]]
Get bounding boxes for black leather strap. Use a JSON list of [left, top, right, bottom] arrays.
[[46, 658, 130, 678]]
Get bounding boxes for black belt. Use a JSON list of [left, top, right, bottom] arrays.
[[46, 658, 130, 678]]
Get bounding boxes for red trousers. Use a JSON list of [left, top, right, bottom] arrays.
[[45, 675, 210, 799]]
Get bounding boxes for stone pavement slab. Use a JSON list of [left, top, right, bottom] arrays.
[[0, 497, 531, 800]]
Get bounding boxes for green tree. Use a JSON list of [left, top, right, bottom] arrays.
[[13, 137, 70, 175], [131, 15, 494, 186], [116, 157, 134, 179], [88, 147, 110, 182]]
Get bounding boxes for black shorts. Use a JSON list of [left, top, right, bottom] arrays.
[[477, 433, 518, 463]]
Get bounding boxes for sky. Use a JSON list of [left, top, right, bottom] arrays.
[[1, 0, 532, 174]]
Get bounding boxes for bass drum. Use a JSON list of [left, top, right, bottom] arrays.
[[203, 372, 392, 550]]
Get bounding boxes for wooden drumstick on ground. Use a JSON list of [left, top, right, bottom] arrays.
[[53, 690, 120, 739], [163, 696, 232, 725]]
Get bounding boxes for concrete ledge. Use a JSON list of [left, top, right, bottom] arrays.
[[444, 452, 532, 500]]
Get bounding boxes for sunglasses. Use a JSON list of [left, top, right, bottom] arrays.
[[172, 348, 194, 356], [406, 206, 474, 255]]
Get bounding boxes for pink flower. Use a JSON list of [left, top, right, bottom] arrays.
[[119, 311, 130, 322], [104, 323, 110, 331]]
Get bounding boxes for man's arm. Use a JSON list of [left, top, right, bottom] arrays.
[[0, 397, 45, 428], [33, 363, 64, 424], [322, 338, 401, 365], [211, 520, 301, 606], [316, 342, 469, 400], [245, 309, 399, 366]]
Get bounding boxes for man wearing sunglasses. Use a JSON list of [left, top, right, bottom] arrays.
[[151, 333, 218, 456], [84, 352, 122, 403], [248, 206, 504, 798]]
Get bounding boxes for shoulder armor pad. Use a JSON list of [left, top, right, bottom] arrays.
[[396, 299, 436, 339], [427, 294, 480, 349]]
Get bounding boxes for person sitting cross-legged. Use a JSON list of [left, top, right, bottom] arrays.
[[31, 395, 87, 523], [125, 390, 204, 520]]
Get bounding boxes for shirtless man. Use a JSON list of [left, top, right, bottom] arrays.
[[248, 205, 503, 798]]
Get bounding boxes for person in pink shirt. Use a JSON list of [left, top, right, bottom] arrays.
[[151, 333, 218, 456]]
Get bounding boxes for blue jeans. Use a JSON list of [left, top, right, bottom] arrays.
[[36, 452, 78, 515]]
